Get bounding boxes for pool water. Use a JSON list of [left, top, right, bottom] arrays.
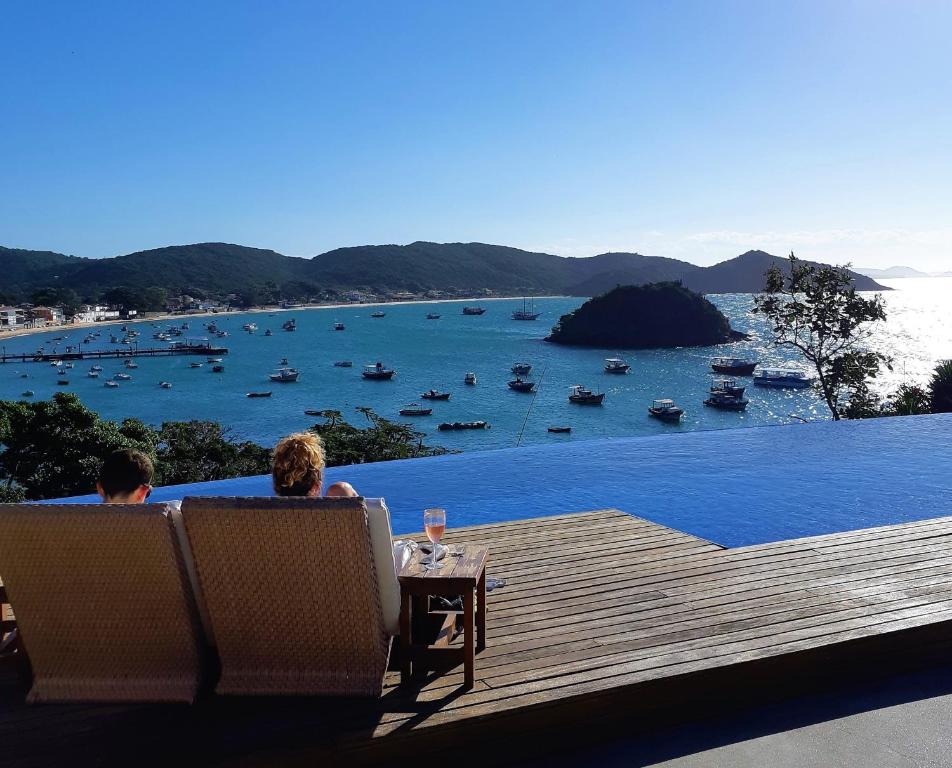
[[60, 414, 952, 547]]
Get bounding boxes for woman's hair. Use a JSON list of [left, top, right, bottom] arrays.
[[272, 432, 325, 496]]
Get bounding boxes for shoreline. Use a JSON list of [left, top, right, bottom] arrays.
[[0, 294, 570, 342]]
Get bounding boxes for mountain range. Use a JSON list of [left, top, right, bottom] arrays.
[[0, 241, 887, 303], [855, 265, 949, 279]]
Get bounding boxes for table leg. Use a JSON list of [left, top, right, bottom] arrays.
[[399, 586, 412, 685], [463, 587, 475, 689], [476, 571, 487, 653]]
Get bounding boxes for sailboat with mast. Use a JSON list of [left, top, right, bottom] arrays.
[[512, 297, 541, 321]]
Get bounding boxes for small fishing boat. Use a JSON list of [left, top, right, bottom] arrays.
[[264, 329, 273, 336], [399, 403, 433, 417], [710, 378, 746, 398], [426, 312, 441, 320], [462, 306, 486, 315], [511, 362, 532, 376], [703, 390, 749, 411], [508, 376, 535, 393], [207, 357, 223, 363], [114, 373, 132, 381], [547, 426, 572, 433], [604, 358, 631, 374], [269, 367, 300, 383], [87, 370, 99, 378], [57, 379, 69, 386], [333, 360, 354, 368], [90, 365, 104, 372], [568, 384, 605, 405], [159, 381, 173, 389], [190, 362, 203, 369], [362, 362, 396, 380], [464, 372, 477, 385], [21, 390, 34, 397], [648, 399, 684, 422], [217, 331, 228, 338], [753, 368, 814, 388], [370, 311, 386, 318], [104, 380, 119, 388], [246, 391, 272, 398], [282, 319, 297, 332], [711, 357, 758, 376], [438, 421, 490, 431], [124, 360, 138, 369], [280, 357, 289, 366], [511, 297, 541, 321], [207, 322, 219, 334], [64, 362, 74, 369], [212, 365, 225, 373], [334, 321, 345, 331], [243, 322, 257, 333], [420, 389, 451, 400], [19, 373, 28, 378]]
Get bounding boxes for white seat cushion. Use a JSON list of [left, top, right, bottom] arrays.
[[364, 498, 401, 636]]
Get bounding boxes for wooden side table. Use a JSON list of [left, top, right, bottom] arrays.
[[398, 544, 488, 689]]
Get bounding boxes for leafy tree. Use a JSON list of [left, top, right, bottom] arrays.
[[930, 360, 952, 414], [0, 393, 156, 499], [310, 408, 451, 466], [884, 384, 931, 416], [156, 420, 271, 485], [30, 286, 81, 315], [753, 254, 889, 420], [0, 484, 25, 502], [102, 285, 169, 312]]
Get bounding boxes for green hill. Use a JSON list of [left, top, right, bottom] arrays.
[[547, 283, 746, 349], [0, 241, 888, 304]]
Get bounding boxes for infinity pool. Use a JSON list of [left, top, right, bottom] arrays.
[[60, 414, 952, 547]]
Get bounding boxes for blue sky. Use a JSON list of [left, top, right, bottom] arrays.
[[2, 1, 950, 269]]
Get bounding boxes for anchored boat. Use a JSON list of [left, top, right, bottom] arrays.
[[508, 376, 535, 393], [464, 372, 477, 385], [511, 297, 541, 321], [362, 362, 396, 380], [568, 384, 605, 405], [753, 368, 813, 388], [604, 358, 631, 374], [511, 362, 532, 376], [711, 357, 758, 376], [438, 421, 489, 431], [462, 306, 486, 315], [399, 403, 432, 417], [704, 390, 749, 411], [421, 389, 451, 400], [648, 398, 684, 422], [269, 367, 300, 383]]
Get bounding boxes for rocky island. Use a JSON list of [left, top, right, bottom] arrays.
[[546, 282, 747, 349]]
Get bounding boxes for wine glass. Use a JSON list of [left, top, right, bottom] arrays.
[[423, 508, 446, 570]]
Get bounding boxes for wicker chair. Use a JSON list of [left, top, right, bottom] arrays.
[[0, 503, 207, 703], [180, 495, 398, 697]]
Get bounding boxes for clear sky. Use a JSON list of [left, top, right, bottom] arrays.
[[2, 1, 950, 269]]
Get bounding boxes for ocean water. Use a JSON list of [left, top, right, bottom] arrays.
[[2, 279, 949, 452], [61, 414, 952, 547]]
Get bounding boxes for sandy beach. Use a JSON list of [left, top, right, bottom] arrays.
[[0, 294, 566, 342]]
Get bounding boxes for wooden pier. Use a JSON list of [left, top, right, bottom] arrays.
[[0, 344, 228, 364], [2, 509, 952, 767]]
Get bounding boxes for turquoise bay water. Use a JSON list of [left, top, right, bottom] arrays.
[[3, 279, 949, 451]]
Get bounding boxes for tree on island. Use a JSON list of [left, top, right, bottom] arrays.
[[753, 253, 889, 421]]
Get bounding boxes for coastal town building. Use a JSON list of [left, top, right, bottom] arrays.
[[72, 304, 121, 323], [30, 306, 66, 326], [0, 306, 26, 329]]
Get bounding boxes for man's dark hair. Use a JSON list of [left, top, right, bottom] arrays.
[[99, 449, 154, 498]]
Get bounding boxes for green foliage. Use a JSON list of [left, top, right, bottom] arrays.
[[310, 407, 451, 466], [0, 393, 156, 499], [930, 360, 952, 414], [0, 394, 270, 500], [884, 384, 932, 416], [102, 285, 168, 312], [753, 254, 889, 421], [0, 484, 25, 502], [155, 420, 271, 486], [30, 286, 81, 315], [547, 282, 742, 349]]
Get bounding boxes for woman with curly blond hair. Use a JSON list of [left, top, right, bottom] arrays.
[[271, 432, 357, 498]]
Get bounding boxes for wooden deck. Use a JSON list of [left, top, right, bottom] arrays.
[[3, 509, 952, 767]]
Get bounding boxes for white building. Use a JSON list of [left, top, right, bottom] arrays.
[[0, 306, 25, 329], [72, 305, 121, 323]]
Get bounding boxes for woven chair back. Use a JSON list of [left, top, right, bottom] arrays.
[[181, 496, 390, 697], [0, 503, 206, 703]]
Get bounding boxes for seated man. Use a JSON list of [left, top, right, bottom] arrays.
[[97, 449, 154, 504], [271, 432, 357, 498]]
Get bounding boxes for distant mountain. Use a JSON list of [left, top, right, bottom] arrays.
[[855, 265, 932, 279], [0, 246, 86, 300], [681, 251, 886, 293], [0, 241, 888, 303]]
